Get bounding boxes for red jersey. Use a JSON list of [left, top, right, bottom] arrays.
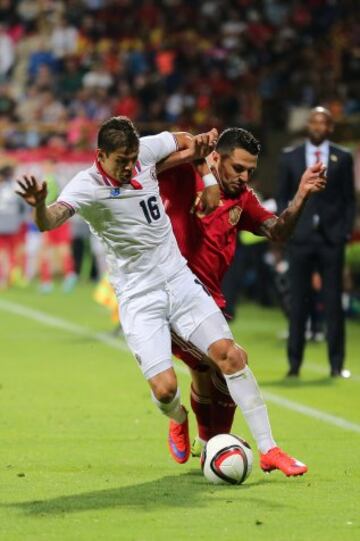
[[158, 163, 274, 309]]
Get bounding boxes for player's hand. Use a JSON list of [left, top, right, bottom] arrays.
[[15, 175, 48, 207], [191, 128, 218, 160], [298, 162, 327, 198], [200, 184, 220, 215]]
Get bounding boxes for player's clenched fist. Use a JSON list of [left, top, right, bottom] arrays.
[[15, 175, 48, 207]]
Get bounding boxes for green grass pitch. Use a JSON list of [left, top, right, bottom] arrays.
[[0, 283, 359, 541]]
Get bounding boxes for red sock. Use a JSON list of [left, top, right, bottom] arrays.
[[40, 258, 51, 283], [210, 371, 236, 435], [190, 385, 213, 442], [8, 243, 16, 271], [63, 249, 75, 276]]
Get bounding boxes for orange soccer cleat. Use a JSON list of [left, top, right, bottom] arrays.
[[260, 447, 308, 477], [168, 410, 190, 464]]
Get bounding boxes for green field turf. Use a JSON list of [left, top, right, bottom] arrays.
[[0, 283, 359, 541]]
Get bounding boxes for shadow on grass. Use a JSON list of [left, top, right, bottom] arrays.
[[259, 376, 333, 388], [3, 471, 290, 516]]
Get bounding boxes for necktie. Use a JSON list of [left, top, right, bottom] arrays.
[[313, 150, 321, 230]]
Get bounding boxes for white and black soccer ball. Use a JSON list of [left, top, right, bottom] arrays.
[[201, 433, 253, 485]]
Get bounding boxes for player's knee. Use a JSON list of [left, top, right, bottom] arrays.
[[151, 378, 178, 403], [149, 367, 178, 403], [224, 344, 248, 374], [209, 340, 248, 375]]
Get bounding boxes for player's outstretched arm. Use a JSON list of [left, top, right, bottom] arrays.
[[258, 162, 327, 242], [16, 175, 72, 231], [156, 129, 218, 173]]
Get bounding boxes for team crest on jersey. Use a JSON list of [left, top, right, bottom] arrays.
[[110, 187, 121, 197], [228, 206, 242, 226]]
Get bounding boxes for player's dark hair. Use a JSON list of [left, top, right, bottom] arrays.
[[216, 128, 261, 156], [97, 116, 139, 154]]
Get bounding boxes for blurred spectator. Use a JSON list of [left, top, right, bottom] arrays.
[[57, 56, 84, 101], [50, 15, 79, 60], [0, 0, 357, 157], [0, 165, 26, 288], [82, 60, 113, 90], [28, 37, 58, 81], [70, 213, 91, 277], [91, 87, 112, 121], [33, 64, 56, 92], [37, 161, 76, 293], [0, 83, 16, 118], [16, 0, 41, 26], [0, 24, 15, 78], [16, 84, 42, 123], [113, 82, 140, 120], [67, 105, 96, 149], [37, 89, 67, 125]]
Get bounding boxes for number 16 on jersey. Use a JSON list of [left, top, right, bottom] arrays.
[[139, 196, 161, 224]]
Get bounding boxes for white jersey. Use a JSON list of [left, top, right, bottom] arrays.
[[58, 132, 187, 299]]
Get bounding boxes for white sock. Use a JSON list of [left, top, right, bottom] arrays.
[[151, 387, 186, 424], [224, 366, 276, 453]]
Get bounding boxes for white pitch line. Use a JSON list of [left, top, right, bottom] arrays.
[[1, 298, 360, 435], [0, 298, 128, 353], [262, 391, 360, 434], [174, 363, 360, 434]]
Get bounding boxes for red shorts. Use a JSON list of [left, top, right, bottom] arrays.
[[43, 222, 72, 245], [15, 223, 27, 245], [171, 330, 210, 372], [170, 309, 230, 372], [0, 233, 18, 252]]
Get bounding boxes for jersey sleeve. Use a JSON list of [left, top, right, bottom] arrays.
[[57, 174, 95, 214], [138, 131, 178, 166], [239, 188, 275, 233]]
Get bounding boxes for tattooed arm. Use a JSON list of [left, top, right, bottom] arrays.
[[257, 162, 327, 242], [16, 175, 73, 231], [33, 201, 73, 231]]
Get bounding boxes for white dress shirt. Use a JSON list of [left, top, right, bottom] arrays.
[[305, 139, 329, 168], [305, 140, 330, 229]]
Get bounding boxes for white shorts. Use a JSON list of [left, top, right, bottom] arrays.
[[119, 266, 233, 379]]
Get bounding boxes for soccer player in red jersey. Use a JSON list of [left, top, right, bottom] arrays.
[[158, 127, 326, 476]]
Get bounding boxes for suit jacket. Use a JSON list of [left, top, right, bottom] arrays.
[[276, 142, 356, 244]]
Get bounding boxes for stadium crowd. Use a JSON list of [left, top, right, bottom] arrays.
[[0, 0, 359, 319], [0, 0, 359, 150]]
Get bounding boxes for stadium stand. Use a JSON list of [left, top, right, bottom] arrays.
[[0, 0, 359, 150]]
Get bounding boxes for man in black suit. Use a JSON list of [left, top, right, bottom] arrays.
[[277, 107, 356, 377]]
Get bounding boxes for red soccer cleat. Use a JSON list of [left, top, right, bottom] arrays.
[[260, 447, 308, 477], [168, 409, 190, 464]]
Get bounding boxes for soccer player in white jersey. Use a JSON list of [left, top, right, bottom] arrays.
[[17, 116, 323, 474]]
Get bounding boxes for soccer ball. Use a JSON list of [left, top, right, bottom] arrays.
[[201, 433, 253, 485]]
